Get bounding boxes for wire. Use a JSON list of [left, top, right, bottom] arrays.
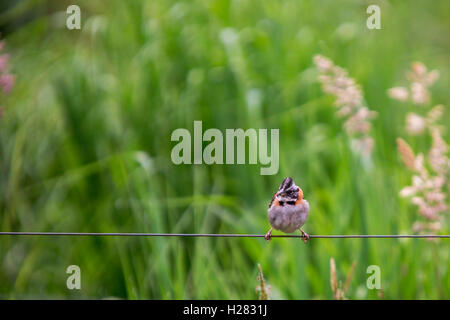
[[0, 232, 449, 238]]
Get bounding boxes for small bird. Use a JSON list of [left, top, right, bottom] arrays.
[[265, 177, 310, 243]]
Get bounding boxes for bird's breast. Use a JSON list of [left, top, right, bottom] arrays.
[[268, 200, 309, 233]]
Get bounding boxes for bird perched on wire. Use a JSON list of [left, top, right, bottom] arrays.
[[265, 177, 310, 243]]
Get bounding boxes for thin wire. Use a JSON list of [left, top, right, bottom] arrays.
[[0, 232, 449, 238]]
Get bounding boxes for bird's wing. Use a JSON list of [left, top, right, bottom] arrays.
[[268, 192, 278, 208]]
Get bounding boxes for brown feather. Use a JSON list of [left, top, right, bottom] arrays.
[[268, 192, 279, 208]]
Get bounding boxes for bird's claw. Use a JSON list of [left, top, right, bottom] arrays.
[[300, 229, 310, 244], [264, 229, 272, 242]]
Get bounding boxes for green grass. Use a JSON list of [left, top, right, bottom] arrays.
[[0, 0, 448, 299]]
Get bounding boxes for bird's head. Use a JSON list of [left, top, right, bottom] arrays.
[[276, 177, 303, 203]]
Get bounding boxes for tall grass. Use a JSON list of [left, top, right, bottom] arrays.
[[0, 0, 448, 299]]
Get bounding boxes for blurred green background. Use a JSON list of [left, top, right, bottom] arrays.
[[0, 0, 448, 299]]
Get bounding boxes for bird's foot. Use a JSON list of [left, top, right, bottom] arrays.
[[300, 228, 310, 244], [264, 228, 273, 242]]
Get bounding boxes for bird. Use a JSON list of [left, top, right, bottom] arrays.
[[265, 177, 310, 243]]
